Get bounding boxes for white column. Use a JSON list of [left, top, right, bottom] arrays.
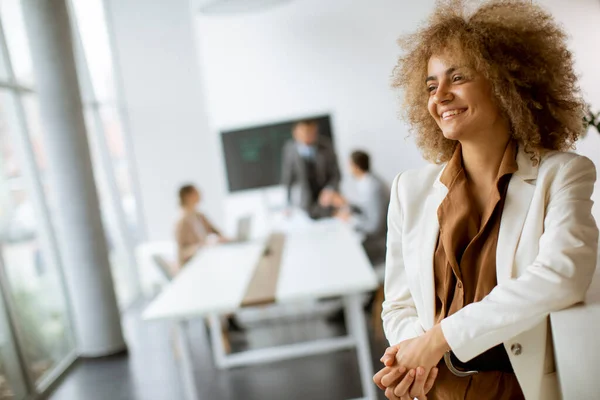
[[21, 0, 126, 356]]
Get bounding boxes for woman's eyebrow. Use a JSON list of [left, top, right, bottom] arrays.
[[425, 66, 463, 83]]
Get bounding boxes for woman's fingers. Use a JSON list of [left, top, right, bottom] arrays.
[[380, 346, 399, 367], [408, 367, 428, 398], [373, 367, 391, 390], [384, 387, 401, 400], [381, 367, 406, 387], [381, 366, 407, 387], [410, 367, 439, 400], [392, 368, 416, 398], [423, 367, 439, 393]]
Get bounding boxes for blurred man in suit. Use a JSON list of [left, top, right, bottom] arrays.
[[334, 150, 389, 265], [281, 120, 341, 219]]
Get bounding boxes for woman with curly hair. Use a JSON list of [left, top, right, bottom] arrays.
[[372, 1, 598, 399]]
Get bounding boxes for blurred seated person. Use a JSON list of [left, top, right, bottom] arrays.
[[281, 119, 341, 219], [333, 151, 389, 265], [174, 184, 242, 332], [175, 184, 227, 269]]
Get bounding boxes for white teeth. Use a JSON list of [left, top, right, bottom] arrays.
[[442, 109, 466, 119]]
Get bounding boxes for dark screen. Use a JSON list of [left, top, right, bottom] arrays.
[[221, 115, 333, 192]]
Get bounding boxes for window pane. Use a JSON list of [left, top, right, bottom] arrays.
[[0, 91, 74, 385], [0, 29, 9, 83], [72, 0, 140, 306], [98, 105, 138, 241], [0, 359, 16, 400], [20, 95, 50, 193], [0, 289, 28, 400], [82, 108, 137, 307], [0, 0, 34, 86], [70, 0, 116, 102], [0, 345, 23, 400], [71, 0, 140, 242]]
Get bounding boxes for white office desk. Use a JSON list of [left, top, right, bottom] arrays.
[[144, 219, 379, 400]]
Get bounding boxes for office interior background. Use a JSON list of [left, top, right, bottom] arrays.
[[0, 0, 599, 399]]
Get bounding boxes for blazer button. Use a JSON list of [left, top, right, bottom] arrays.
[[511, 343, 522, 356]]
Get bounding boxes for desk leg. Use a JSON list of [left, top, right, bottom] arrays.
[[175, 320, 199, 400], [344, 294, 376, 400], [208, 313, 227, 369]]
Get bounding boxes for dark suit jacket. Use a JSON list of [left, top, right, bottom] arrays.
[[281, 137, 341, 217]]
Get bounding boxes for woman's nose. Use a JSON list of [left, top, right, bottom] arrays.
[[433, 82, 453, 104]]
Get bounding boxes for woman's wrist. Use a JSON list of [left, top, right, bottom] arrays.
[[429, 324, 451, 356]]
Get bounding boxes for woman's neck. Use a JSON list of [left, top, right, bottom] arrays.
[[460, 133, 511, 188], [182, 204, 197, 214]]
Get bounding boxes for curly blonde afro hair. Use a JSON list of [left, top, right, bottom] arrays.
[[393, 0, 585, 163]]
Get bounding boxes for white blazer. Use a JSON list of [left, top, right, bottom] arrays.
[[382, 148, 598, 400]]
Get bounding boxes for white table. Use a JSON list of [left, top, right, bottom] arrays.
[[143, 220, 379, 400]]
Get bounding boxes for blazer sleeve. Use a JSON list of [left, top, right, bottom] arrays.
[[201, 213, 222, 236], [281, 142, 295, 204], [441, 155, 599, 362], [324, 146, 341, 191], [382, 173, 426, 345]]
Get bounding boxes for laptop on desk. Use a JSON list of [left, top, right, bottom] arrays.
[[219, 215, 252, 245]]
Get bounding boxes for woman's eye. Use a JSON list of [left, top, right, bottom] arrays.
[[427, 85, 437, 93], [452, 75, 463, 82]]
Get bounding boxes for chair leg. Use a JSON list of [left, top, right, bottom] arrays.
[[171, 325, 181, 360], [207, 315, 231, 358], [221, 317, 232, 355]]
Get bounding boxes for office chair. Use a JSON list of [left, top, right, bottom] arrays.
[[152, 254, 176, 282]]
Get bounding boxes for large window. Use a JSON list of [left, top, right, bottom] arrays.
[[71, 0, 141, 242], [0, 0, 143, 396], [0, 91, 75, 385], [0, 0, 78, 376], [0, 0, 32, 85], [0, 286, 27, 400], [0, 0, 143, 395], [71, 0, 142, 307]]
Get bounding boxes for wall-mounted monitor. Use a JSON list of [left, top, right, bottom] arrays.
[[221, 114, 333, 192]]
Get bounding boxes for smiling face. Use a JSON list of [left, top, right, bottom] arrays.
[[426, 53, 506, 143]]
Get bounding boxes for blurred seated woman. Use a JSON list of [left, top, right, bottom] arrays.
[[175, 185, 227, 270], [174, 184, 241, 332]]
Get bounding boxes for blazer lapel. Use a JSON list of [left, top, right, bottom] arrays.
[[496, 147, 538, 283], [315, 145, 327, 185], [418, 170, 448, 330], [292, 148, 307, 182]]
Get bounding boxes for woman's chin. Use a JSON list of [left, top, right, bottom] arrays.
[[441, 130, 462, 141]]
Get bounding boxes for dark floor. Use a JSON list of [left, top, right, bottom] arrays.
[[47, 300, 389, 400]]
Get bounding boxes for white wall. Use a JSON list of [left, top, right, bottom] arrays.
[[194, 0, 600, 225], [106, 0, 226, 241], [541, 0, 600, 224], [107, 0, 600, 241], [195, 0, 430, 193]]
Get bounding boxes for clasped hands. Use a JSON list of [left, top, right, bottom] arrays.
[[373, 324, 450, 400]]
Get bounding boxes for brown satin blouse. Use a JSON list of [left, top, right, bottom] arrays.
[[429, 142, 525, 400]]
